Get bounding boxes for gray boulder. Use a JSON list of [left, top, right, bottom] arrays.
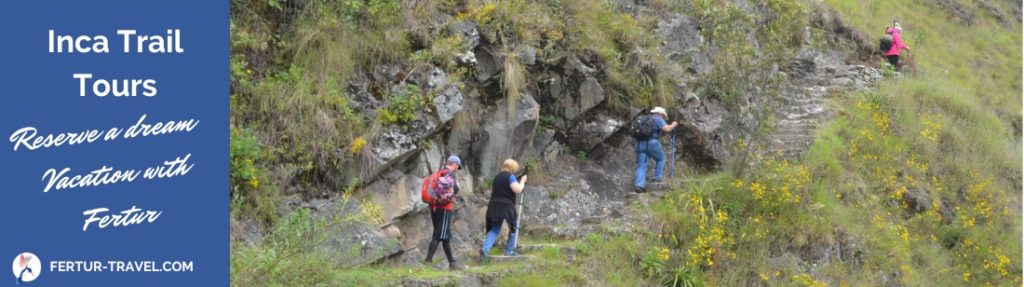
[[367, 111, 438, 180], [478, 93, 540, 176], [368, 79, 466, 180], [517, 46, 537, 66], [475, 46, 500, 82], [433, 84, 465, 123], [373, 63, 403, 84], [676, 100, 732, 169], [455, 51, 477, 66], [371, 125, 419, 165], [656, 13, 710, 75], [346, 73, 384, 122], [901, 187, 932, 214], [450, 21, 480, 50], [556, 77, 605, 125], [566, 113, 624, 152], [366, 170, 427, 223], [300, 198, 404, 268], [426, 67, 448, 90], [518, 159, 632, 239]]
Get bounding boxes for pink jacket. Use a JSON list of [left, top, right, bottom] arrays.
[[885, 28, 908, 56]]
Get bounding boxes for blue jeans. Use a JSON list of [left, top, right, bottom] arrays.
[[481, 223, 517, 255], [634, 139, 665, 189]]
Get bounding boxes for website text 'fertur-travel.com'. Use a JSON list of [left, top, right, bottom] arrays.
[[50, 260, 195, 273]]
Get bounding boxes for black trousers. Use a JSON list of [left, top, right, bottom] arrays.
[[425, 208, 456, 263], [886, 55, 900, 67], [430, 208, 453, 240]]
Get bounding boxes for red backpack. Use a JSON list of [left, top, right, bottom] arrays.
[[421, 168, 456, 206]]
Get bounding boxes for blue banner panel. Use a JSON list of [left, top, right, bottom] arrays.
[[0, 1, 227, 286]]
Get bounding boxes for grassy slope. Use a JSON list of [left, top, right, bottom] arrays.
[[230, 0, 1021, 286], [504, 1, 1023, 286], [632, 1, 1022, 286], [816, 1, 1022, 284]]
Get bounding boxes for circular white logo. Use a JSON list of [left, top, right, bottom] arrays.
[[12, 252, 41, 283]]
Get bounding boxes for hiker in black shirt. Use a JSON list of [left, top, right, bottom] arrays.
[[479, 159, 528, 262]]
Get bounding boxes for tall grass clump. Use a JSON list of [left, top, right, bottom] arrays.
[[230, 0, 413, 214], [458, 0, 676, 109]]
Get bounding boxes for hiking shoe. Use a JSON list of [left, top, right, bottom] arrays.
[[503, 251, 518, 257], [479, 250, 489, 264], [633, 186, 646, 193], [449, 261, 466, 271]]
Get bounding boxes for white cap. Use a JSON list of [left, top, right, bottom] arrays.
[[650, 107, 668, 117]]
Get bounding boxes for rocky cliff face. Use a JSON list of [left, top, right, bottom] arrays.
[[231, 1, 883, 266]]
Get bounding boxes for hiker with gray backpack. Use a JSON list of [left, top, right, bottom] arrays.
[[420, 155, 466, 270], [880, 20, 911, 70], [631, 107, 679, 193]]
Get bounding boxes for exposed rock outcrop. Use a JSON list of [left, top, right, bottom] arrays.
[[233, 0, 885, 270], [477, 93, 540, 175]]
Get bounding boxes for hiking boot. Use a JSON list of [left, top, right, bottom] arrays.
[[633, 186, 646, 193], [449, 261, 466, 271], [503, 251, 518, 257], [479, 250, 489, 264], [650, 178, 663, 183]]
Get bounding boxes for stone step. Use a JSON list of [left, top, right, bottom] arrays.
[[627, 192, 668, 210], [625, 188, 668, 198], [399, 277, 459, 287], [770, 133, 814, 142], [776, 119, 819, 127], [779, 93, 825, 102], [397, 268, 514, 287], [782, 109, 827, 121], [769, 139, 813, 148], [772, 131, 816, 139], [779, 95, 824, 103], [487, 255, 532, 263], [517, 243, 581, 255], [646, 181, 669, 188], [772, 126, 817, 136], [771, 131, 816, 139], [517, 243, 558, 254]]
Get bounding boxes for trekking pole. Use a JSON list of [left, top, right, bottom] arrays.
[[512, 164, 529, 254], [513, 182, 524, 254], [670, 128, 676, 177]]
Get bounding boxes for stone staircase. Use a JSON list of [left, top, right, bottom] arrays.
[[766, 63, 882, 158], [768, 85, 832, 158]]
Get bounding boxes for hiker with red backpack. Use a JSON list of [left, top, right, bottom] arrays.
[[479, 159, 528, 263], [881, 20, 911, 70], [421, 155, 466, 270], [632, 107, 679, 193]]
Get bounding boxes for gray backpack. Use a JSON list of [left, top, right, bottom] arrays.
[[879, 34, 893, 53], [630, 114, 656, 140]]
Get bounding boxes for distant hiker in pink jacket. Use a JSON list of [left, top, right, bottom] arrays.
[[884, 22, 911, 68]]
